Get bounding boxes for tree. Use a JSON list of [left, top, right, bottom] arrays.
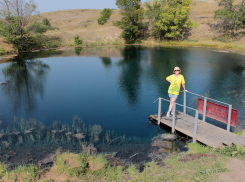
[[0, 0, 41, 51], [97, 8, 112, 25], [145, 0, 164, 39], [154, 0, 198, 40], [114, 0, 145, 44], [74, 35, 82, 45], [42, 17, 51, 27], [214, 0, 245, 36]]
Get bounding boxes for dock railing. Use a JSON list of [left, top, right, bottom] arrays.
[[154, 97, 199, 143], [154, 91, 233, 142], [182, 91, 232, 132]]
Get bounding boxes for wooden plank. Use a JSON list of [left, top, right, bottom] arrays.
[[149, 110, 243, 148]]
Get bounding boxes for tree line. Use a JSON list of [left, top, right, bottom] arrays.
[[1, 0, 245, 52], [113, 0, 198, 44], [113, 0, 245, 43]]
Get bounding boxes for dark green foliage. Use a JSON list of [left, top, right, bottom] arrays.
[[145, 1, 163, 39], [75, 47, 82, 56], [0, 17, 42, 51], [114, 0, 145, 44], [27, 22, 50, 34], [0, 0, 38, 51], [27, 17, 58, 34], [42, 17, 51, 27], [74, 35, 82, 45], [214, 0, 245, 35], [154, 0, 198, 40], [97, 8, 112, 25]]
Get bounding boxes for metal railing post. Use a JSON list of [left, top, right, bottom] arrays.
[[203, 97, 207, 122], [193, 110, 199, 143], [157, 98, 162, 125], [183, 91, 186, 114], [227, 105, 232, 132], [172, 102, 176, 133]]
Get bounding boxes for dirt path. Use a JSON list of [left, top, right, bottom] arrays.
[[219, 158, 245, 182]]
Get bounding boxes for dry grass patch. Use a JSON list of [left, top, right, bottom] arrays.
[[52, 152, 87, 178], [88, 154, 108, 171]]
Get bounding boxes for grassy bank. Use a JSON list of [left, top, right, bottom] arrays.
[[141, 40, 245, 52], [1, 142, 242, 182], [2, 39, 245, 59]]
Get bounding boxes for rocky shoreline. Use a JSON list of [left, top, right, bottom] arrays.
[[0, 133, 188, 171]]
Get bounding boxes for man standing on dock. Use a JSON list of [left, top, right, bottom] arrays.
[[166, 67, 187, 116]]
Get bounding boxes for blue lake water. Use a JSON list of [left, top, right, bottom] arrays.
[[0, 46, 245, 142]]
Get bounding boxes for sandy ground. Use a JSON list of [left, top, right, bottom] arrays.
[[219, 158, 245, 182]]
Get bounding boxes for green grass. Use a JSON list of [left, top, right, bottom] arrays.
[[234, 127, 244, 135], [186, 142, 212, 154], [140, 39, 245, 52], [0, 155, 228, 182], [0, 143, 232, 182], [5, 164, 40, 182], [0, 163, 7, 178]]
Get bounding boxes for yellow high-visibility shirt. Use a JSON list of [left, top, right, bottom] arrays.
[[166, 74, 185, 95]]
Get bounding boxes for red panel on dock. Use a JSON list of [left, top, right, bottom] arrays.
[[197, 98, 238, 127]]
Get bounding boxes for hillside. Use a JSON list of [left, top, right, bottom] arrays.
[[1, 0, 245, 52]]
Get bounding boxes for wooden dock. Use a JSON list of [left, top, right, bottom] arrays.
[[149, 111, 245, 148]]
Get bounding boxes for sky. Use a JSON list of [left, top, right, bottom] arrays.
[[35, 0, 148, 13]]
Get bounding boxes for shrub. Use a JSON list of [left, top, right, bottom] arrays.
[[216, 144, 245, 157], [27, 23, 50, 34], [42, 17, 51, 27], [74, 35, 82, 45], [97, 8, 112, 25], [0, 48, 6, 55]]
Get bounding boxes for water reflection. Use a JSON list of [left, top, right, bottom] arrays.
[[118, 46, 143, 105], [1, 54, 50, 113], [100, 57, 112, 67], [75, 47, 82, 56]]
